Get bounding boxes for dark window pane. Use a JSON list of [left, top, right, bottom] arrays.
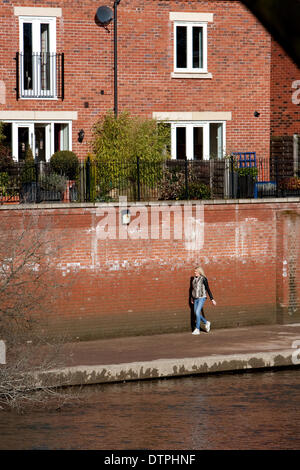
[[194, 127, 203, 160], [176, 26, 187, 68], [176, 127, 186, 159], [23, 23, 32, 53], [23, 23, 32, 90], [193, 27, 203, 69], [18, 127, 29, 162]]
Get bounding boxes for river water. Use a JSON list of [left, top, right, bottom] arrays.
[[0, 369, 299, 450]]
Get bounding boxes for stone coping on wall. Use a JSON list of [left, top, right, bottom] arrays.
[[1, 198, 300, 211]]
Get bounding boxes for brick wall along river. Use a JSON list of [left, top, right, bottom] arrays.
[[0, 200, 300, 340]]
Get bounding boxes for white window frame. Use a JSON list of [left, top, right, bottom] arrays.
[[6, 120, 72, 162], [170, 121, 226, 160], [173, 21, 208, 74], [19, 16, 57, 53], [19, 16, 57, 99]]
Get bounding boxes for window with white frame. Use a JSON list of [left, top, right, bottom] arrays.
[[19, 16, 57, 98], [174, 21, 207, 73], [2, 121, 71, 162], [171, 122, 225, 160], [170, 12, 213, 77]]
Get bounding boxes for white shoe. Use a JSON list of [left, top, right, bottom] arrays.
[[205, 321, 211, 332], [192, 328, 200, 335]]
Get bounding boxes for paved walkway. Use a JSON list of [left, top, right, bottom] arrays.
[[35, 323, 300, 388]]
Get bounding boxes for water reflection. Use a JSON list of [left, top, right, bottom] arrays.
[[0, 369, 299, 450]]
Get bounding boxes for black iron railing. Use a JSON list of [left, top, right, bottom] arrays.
[[1, 156, 300, 205], [15, 52, 64, 100]]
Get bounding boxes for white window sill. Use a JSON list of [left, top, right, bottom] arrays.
[[171, 72, 212, 79]]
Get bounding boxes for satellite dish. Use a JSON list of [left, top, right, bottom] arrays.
[[96, 6, 113, 26]]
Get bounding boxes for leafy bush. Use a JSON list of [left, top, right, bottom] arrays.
[[92, 111, 170, 164], [21, 146, 35, 184], [159, 167, 211, 200], [235, 166, 258, 179], [0, 121, 6, 146], [0, 172, 9, 196], [91, 111, 170, 200], [0, 146, 14, 171], [279, 177, 300, 190], [227, 154, 258, 180], [50, 151, 79, 180], [186, 181, 211, 200], [39, 173, 67, 193], [0, 123, 14, 171], [159, 168, 185, 200]]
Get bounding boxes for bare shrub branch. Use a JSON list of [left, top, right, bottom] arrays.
[[0, 211, 78, 410]]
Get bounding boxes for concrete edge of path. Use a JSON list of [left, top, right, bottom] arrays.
[[33, 348, 300, 388]]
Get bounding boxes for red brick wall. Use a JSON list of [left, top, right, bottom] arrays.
[[0, 0, 273, 160], [270, 39, 300, 136], [1, 200, 299, 340]]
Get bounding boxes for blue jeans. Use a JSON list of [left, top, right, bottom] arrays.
[[194, 297, 207, 330]]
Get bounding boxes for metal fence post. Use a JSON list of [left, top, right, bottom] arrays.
[[79, 162, 85, 202], [137, 156, 141, 201], [35, 162, 40, 203], [210, 159, 214, 198], [230, 155, 234, 198], [86, 156, 91, 202], [15, 52, 19, 100], [275, 155, 279, 197], [184, 158, 189, 200]]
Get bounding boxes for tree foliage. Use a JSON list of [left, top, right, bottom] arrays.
[[0, 122, 13, 170], [92, 111, 170, 163], [90, 111, 170, 201]]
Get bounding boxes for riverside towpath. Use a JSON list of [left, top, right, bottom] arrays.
[[33, 323, 300, 388]]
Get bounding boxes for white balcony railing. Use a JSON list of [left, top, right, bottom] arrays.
[[16, 52, 64, 100]]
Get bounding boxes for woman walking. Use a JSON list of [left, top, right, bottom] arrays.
[[191, 266, 216, 335]]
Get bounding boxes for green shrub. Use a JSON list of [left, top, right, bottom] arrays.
[[235, 166, 258, 179], [50, 151, 79, 180], [21, 146, 35, 183], [0, 172, 9, 196], [92, 111, 170, 164], [159, 167, 185, 200], [159, 167, 211, 201], [186, 181, 211, 200], [279, 177, 300, 190], [0, 121, 5, 145], [0, 145, 14, 171], [0, 122, 14, 171], [91, 111, 170, 200], [39, 173, 67, 192]]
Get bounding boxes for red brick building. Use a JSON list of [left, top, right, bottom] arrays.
[[0, 0, 299, 163]]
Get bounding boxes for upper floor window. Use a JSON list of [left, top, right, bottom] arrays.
[[170, 12, 213, 78], [19, 16, 58, 99], [175, 22, 207, 73]]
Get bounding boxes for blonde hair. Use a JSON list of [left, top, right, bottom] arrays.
[[195, 266, 205, 276]]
